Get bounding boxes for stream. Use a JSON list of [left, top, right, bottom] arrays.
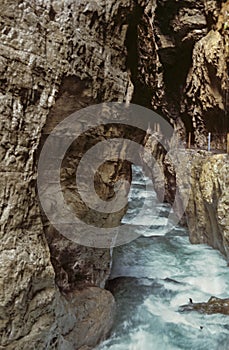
[[97, 166, 229, 350]]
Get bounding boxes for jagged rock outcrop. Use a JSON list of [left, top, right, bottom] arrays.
[[131, 0, 209, 134], [181, 0, 229, 146], [142, 131, 177, 205], [131, 0, 228, 145], [185, 152, 229, 259], [143, 133, 229, 261], [141, 0, 228, 258], [179, 295, 229, 315]]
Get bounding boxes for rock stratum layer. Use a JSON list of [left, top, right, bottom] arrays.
[[0, 0, 228, 348]]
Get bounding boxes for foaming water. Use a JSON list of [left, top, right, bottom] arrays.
[[97, 166, 229, 350]]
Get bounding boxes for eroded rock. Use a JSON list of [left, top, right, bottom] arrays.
[[179, 296, 229, 315], [181, 0, 229, 146], [143, 134, 229, 261], [185, 152, 229, 259], [0, 0, 134, 348], [56, 287, 115, 350]]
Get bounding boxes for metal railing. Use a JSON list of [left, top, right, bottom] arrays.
[[187, 132, 229, 153]]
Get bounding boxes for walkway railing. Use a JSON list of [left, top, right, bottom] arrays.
[[187, 132, 229, 154]]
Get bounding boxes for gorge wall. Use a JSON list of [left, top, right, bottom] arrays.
[[0, 1, 134, 349], [141, 0, 228, 260], [128, 0, 228, 145], [186, 152, 229, 259], [0, 0, 228, 349], [144, 132, 229, 261]]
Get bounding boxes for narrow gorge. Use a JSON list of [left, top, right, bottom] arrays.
[[0, 0, 228, 349]]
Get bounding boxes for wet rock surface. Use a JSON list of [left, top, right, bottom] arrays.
[[179, 296, 229, 315], [133, 0, 228, 145]]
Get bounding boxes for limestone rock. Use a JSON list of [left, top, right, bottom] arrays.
[[181, 0, 229, 146], [143, 131, 177, 205], [142, 130, 229, 261], [56, 287, 115, 350], [134, 0, 208, 130], [179, 296, 229, 315], [0, 0, 134, 348], [133, 0, 228, 147], [185, 152, 229, 259]]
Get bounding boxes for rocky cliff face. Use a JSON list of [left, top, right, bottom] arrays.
[[181, 0, 229, 146], [141, 0, 228, 259], [0, 1, 134, 349], [0, 0, 228, 349], [143, 134, 229, 261], [130, 0, 228, 144], [186, 152, 229, 259]]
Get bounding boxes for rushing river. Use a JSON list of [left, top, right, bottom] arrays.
[[97, 166, 229, 350]]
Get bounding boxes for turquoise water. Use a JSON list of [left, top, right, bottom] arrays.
[[97, 166, 229, 350]]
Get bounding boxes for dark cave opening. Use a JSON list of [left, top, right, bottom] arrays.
[[160, 42, 193, 110]]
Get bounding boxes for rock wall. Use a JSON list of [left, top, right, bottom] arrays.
[[141, 0, 228, 257], [0, 1, 135, 349], [181, 0, 229, 146], [143, 131, 229, 261], [185, 152, 229, 260], [130, 0, 228, 144]]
